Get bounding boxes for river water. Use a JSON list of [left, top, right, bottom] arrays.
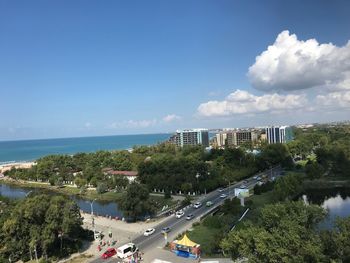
[[301, 187, 350, 229], [0, 183, 123, 218]]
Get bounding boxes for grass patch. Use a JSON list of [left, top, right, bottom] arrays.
[[187, 223, 223, 256]]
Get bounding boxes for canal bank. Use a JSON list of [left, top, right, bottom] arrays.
[[298, 186, 350, 229]]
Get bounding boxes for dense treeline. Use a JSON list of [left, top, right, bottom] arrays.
[[221, 201, 350, 262], [5, 143, 294, 194], [288, 124, 350, 179], [0, 194, 89, 262], [220, 124, 350, 262]]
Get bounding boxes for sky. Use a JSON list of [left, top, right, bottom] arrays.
[[1, 0, 350, 141]]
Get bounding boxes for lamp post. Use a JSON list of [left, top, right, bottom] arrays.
[[88, 199, 97, 239], [196, 172, 201, 194]]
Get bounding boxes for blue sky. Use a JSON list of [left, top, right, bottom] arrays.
[[1, 0, 350, 140]]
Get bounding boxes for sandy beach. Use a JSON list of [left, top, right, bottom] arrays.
[[0, 161, 35, 173]]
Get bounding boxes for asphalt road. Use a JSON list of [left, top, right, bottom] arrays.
[[91, 166, 282, 263]]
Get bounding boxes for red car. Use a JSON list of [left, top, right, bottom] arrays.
[[101, 248, 116, 259]]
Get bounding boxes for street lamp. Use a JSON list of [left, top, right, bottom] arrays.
[[88, 199, 97, 239], [196, 173, 201, 194]]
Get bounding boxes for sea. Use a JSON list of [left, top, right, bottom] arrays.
[[0, 133, 171, 164]]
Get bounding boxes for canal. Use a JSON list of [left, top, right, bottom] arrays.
[[0, 183, 123, 218], [300, 187, 350, 229]]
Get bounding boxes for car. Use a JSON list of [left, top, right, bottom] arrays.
[[193, 202, 202, 208], [117, 243, 138, 259], [186, 214, 194, 220], [161, 227, 171, 234], [101, 248, 117, 259], [256, 176, 262, 181], [240, 184, 247, 189], [175, 210, 185, 218], [220, 194, 227, 198], [253, 176, 258, 180], [218, 188, 224, 192], [144, 228, 155, 236], [206, 201, 213, 207]]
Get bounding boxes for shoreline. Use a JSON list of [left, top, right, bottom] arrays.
[[0, 161, 36, 173]]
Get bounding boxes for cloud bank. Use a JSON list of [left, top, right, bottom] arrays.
[[163, 114, 181, 123], [248, 30, 350, 92], [197, 90, 307, 117], [198, 31, 350, 118]]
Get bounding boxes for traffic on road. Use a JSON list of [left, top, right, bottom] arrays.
[[90, 166, 282, 263]]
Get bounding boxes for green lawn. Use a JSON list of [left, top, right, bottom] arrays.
[[187, 223, 223, 256]]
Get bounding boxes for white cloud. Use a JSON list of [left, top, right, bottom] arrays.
[[197, 89, 307, 117], [248, 30, 350, 91], [110, 119, 157, 129], [316, 90, 350, 108], [163, 114, 181, 123]]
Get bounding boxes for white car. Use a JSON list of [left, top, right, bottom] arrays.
[[143, 228, 155, 236], [220, 193, 227, 198], [175, 210, 185, 218], [193, 202, 202, 209], [218, 188, 224, 192]]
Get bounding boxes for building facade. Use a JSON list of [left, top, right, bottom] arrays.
[[215, 130, 258, 147], [169, 129, 209, 147], [266, 126, 293, 144]]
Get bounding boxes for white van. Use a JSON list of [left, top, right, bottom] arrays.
[[117, 243, 138, 259]]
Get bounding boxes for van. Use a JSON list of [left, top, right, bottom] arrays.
[[117, 243, 138, 259]]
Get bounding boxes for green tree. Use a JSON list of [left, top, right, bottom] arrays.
[[119, 183, 154, 220], [221, 202, 326, 263], [1, 194, 84, 261]]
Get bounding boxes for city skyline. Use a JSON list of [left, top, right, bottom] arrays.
[[1, 0, 350, 140]]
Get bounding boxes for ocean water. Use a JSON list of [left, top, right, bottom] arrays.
[[0, 133, 171, 163]]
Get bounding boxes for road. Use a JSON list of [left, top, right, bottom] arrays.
[[91, 166, 282, 263]]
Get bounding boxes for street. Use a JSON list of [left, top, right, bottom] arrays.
[[90, 166, 282, 263]]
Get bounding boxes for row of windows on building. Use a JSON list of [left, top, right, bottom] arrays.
[[168, 126, 293, 148]]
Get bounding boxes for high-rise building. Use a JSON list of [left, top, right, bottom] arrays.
[[169, 129, 209, 147], [214, 130, 258, 147], [266, 126, 293, 144], [216, 132, 227, 147]]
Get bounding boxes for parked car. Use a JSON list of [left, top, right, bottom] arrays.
[[144, 228, 155, 236], [186, 214, 194, 220], [218, 188, 224, 192], [161, 227, 171, 234], [240, 184, 247, 189], [175, 210, 185, 218], [101, 248, 116, 259], [220, 194, 227, 198], [193, 202, 202, 209], [206, 201, 213, 207]]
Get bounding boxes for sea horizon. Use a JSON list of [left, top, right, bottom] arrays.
[[0, 133, 172, 164]]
